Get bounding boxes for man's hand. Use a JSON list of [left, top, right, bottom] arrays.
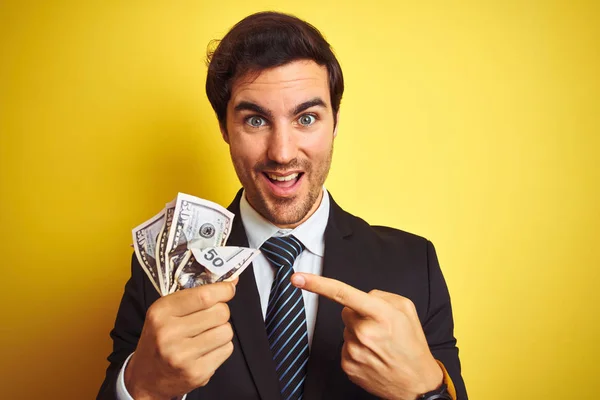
[[291, 273, 443, 400], [124, 279, 238, 400]]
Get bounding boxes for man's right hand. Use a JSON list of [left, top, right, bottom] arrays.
[[124, 279, 238, 400]]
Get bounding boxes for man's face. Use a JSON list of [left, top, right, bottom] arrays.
[[222, 60, 337, 228]]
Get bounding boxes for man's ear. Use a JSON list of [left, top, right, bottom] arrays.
[[333, 110, 341, 138], [219, 122, 230, 144]]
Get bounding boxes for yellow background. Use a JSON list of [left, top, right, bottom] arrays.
[[1, 1, 598, 398]]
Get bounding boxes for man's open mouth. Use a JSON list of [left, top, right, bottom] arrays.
[[263, 172, 304, 189]]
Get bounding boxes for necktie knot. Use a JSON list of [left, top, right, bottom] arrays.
[[260, 235, 305, 270]]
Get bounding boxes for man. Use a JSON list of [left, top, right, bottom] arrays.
[[98, 11, 467, 400]]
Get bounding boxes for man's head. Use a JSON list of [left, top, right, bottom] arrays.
[[206, 12, 344, 228]]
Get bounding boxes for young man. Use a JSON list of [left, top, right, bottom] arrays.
[[98, 12, 467, 400]]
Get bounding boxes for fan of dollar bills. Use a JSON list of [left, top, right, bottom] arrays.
[[132, 193, 260, 296]]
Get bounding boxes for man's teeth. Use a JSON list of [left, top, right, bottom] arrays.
[[267, 173, 299, 182]]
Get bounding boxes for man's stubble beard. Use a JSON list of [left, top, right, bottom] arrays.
[[232, 146, 333, 227]]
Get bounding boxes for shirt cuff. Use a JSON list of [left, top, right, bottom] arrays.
[[435, 359, 457, 400], [116, 353, 135, 400], [116, 353, 187, 400]]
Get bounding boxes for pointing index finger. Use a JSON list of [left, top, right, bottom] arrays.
[[291, 273, 380, 318]]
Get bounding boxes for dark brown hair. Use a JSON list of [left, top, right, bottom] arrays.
[[206, 11, 344, 128]]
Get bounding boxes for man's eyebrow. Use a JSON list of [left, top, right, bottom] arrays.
[[233, 97, 328, 119], [291, 97, 327, 116], [233, 101, 274, 119]]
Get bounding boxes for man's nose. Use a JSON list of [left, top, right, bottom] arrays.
[[267, 123, 298, 165]]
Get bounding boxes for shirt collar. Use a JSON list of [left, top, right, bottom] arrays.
[[239, 188, 330, 257]]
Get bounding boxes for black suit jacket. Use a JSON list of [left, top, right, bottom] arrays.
[[98, 191, 468, 399]]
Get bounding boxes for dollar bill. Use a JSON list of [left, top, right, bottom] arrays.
[[132, 193, 257, 296], [155, 200, 176, 294], [166, 193, 234, 284], [132, 208, 165, 294], [175, 246, 260, 290]]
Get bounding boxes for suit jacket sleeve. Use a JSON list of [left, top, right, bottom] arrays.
[[424, 241, 468, 400], [97, 254, 150, 400]]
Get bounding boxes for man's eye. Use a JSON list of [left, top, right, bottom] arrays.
[[298, 114, 316, 126], [246, 116, 266, 127]]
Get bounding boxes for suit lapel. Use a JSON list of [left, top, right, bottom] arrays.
[[226, 191, 281, 400], [303, 195, 359, 400]]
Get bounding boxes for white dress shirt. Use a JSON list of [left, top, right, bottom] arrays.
[[116, 189, 330, 399]]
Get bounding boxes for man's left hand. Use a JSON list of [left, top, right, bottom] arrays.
[[291, 273, 443, 400]]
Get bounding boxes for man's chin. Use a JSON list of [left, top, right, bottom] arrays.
[[247, 186, 319, 227], [262, 202, 304, 227]]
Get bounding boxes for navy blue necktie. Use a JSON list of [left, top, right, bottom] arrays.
[[261, 236, 309, 400]]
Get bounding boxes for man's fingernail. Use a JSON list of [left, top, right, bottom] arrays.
[[291, 274, 306, 288], [231, 282, 236, 295]]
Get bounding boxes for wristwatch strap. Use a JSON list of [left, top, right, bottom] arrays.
[[418, 383, 453, 400]]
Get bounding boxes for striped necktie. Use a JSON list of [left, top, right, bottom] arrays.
[[261, 235, 309, 400]]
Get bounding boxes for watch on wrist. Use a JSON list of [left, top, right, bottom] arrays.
[[417, 383, 453, 400]]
